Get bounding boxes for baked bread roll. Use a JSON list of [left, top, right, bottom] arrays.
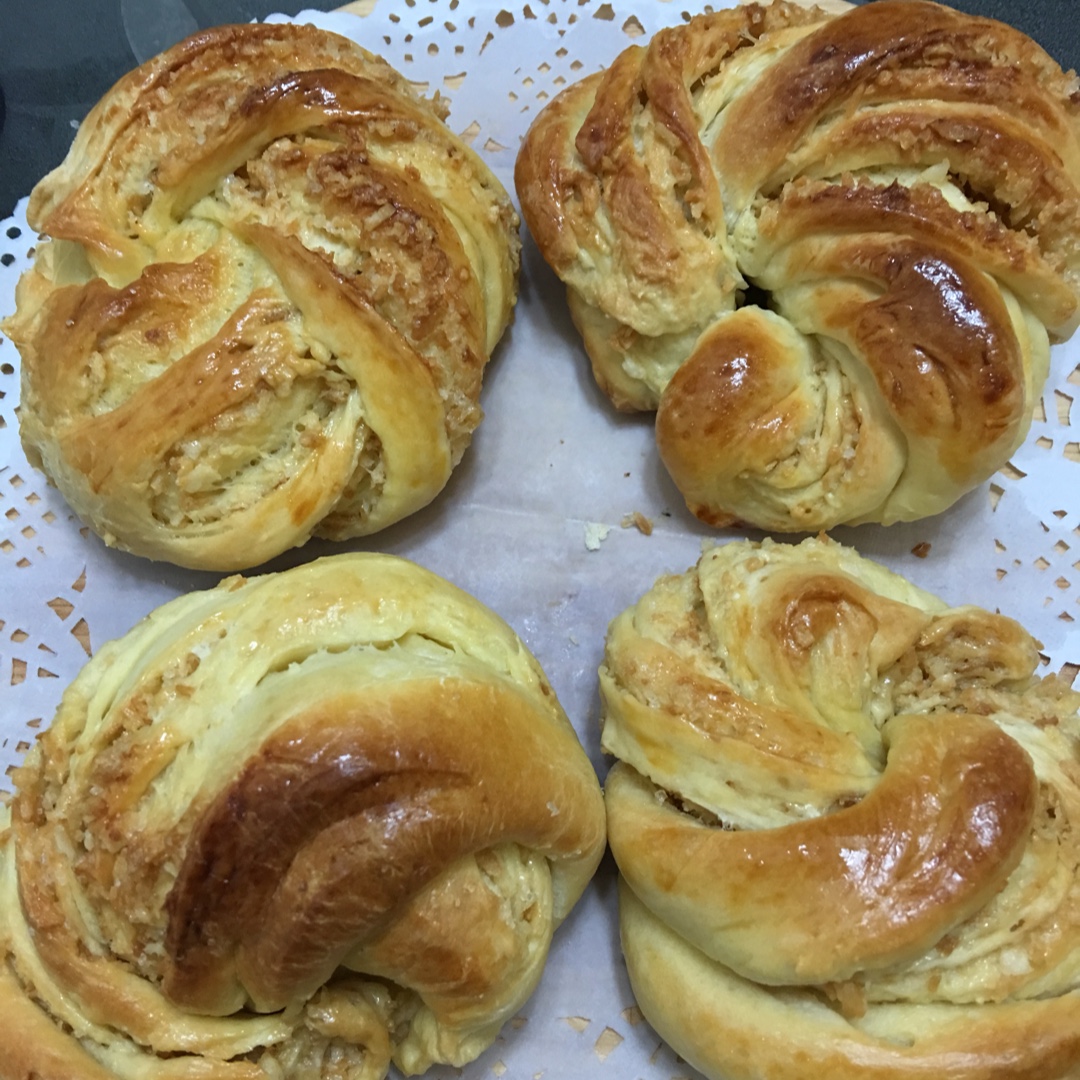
[[515, 0, 1080, 531], [2, 23, 519, 570], [601, 536, 1080, 1080], [0, 553, 605, 1079]]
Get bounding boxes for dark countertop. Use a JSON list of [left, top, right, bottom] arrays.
[[0, 0, 343, 218], [1, 0, 1077, 219]]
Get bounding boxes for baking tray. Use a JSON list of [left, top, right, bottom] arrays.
[[1, 2, 1078, 1076]]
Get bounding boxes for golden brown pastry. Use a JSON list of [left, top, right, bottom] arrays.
[[516, 0, 1080, 531], [601, 535, 1080, 1080], [2, 23, 519, 571], [0, 553, 606, 1079]]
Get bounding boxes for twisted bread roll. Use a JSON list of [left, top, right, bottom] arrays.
[[601, 536, 1080, 1080], [2, 23, 519, 570], [0, 554, 605, 1079], [515, 0, 1080, 531]]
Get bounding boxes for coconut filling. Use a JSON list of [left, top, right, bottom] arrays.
[[215, 843, 554, 1078], [7, 612, 562, 1077], [614, 621, 1080, 1016], [339, 843, 555, 1076], [147, 360, 379, 533], [213, 138, 485, 460]]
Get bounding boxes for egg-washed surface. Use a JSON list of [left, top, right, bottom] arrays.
[[516, 0, 1080, 532], [1, 21, 520, 571], [602, 535, 1080, 1079], [1, 4, 1079, 1079], [0, 552, 606, 1080]]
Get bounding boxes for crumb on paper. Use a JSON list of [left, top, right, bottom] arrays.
[[594, 1026, 624, 1062], [620, 511, 653, 536], [563, 1015, 591, 1033], [568, 632, 579, 646], [621, 1005, 644, 1026], [584, 522, 611, 551], [911, 541, 932, 558]]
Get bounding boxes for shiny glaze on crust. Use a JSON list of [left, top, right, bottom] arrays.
[[163, 679, 604, 1015], [713, 0, 1080, 216], [600, 537, 1080, 1080], [608, 711, 1036, 983], [516, 0, 1080, 531], [0, 554, 606, 1079], [3, 23, 520, 570]]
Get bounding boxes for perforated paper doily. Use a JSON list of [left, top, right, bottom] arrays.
[[1, 2, 1079, 1077]]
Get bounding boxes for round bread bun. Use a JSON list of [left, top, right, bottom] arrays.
[[515, 0, 1080, 532], [601, 535, 1080, 1080], [2, 22, 520, 571], [0, 553, 605, 1080]]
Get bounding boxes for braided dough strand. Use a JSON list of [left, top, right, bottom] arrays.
[[516, 0, 1080, 530], [602, 536, 1080, 1080], [1, 554, 605, 1079], [4, 24, 520, 569]]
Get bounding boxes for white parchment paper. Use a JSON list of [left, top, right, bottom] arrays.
[[1, 3, 1078, 1076]]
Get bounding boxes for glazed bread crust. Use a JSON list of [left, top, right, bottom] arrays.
[[0, 554, 605, 1080], [2, 23, 520, 570], [515, 0, 1080, 531], [601, 536, 1080, 1080]]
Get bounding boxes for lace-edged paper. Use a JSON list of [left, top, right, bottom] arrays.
[[1, 3, 1079, 1077]]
